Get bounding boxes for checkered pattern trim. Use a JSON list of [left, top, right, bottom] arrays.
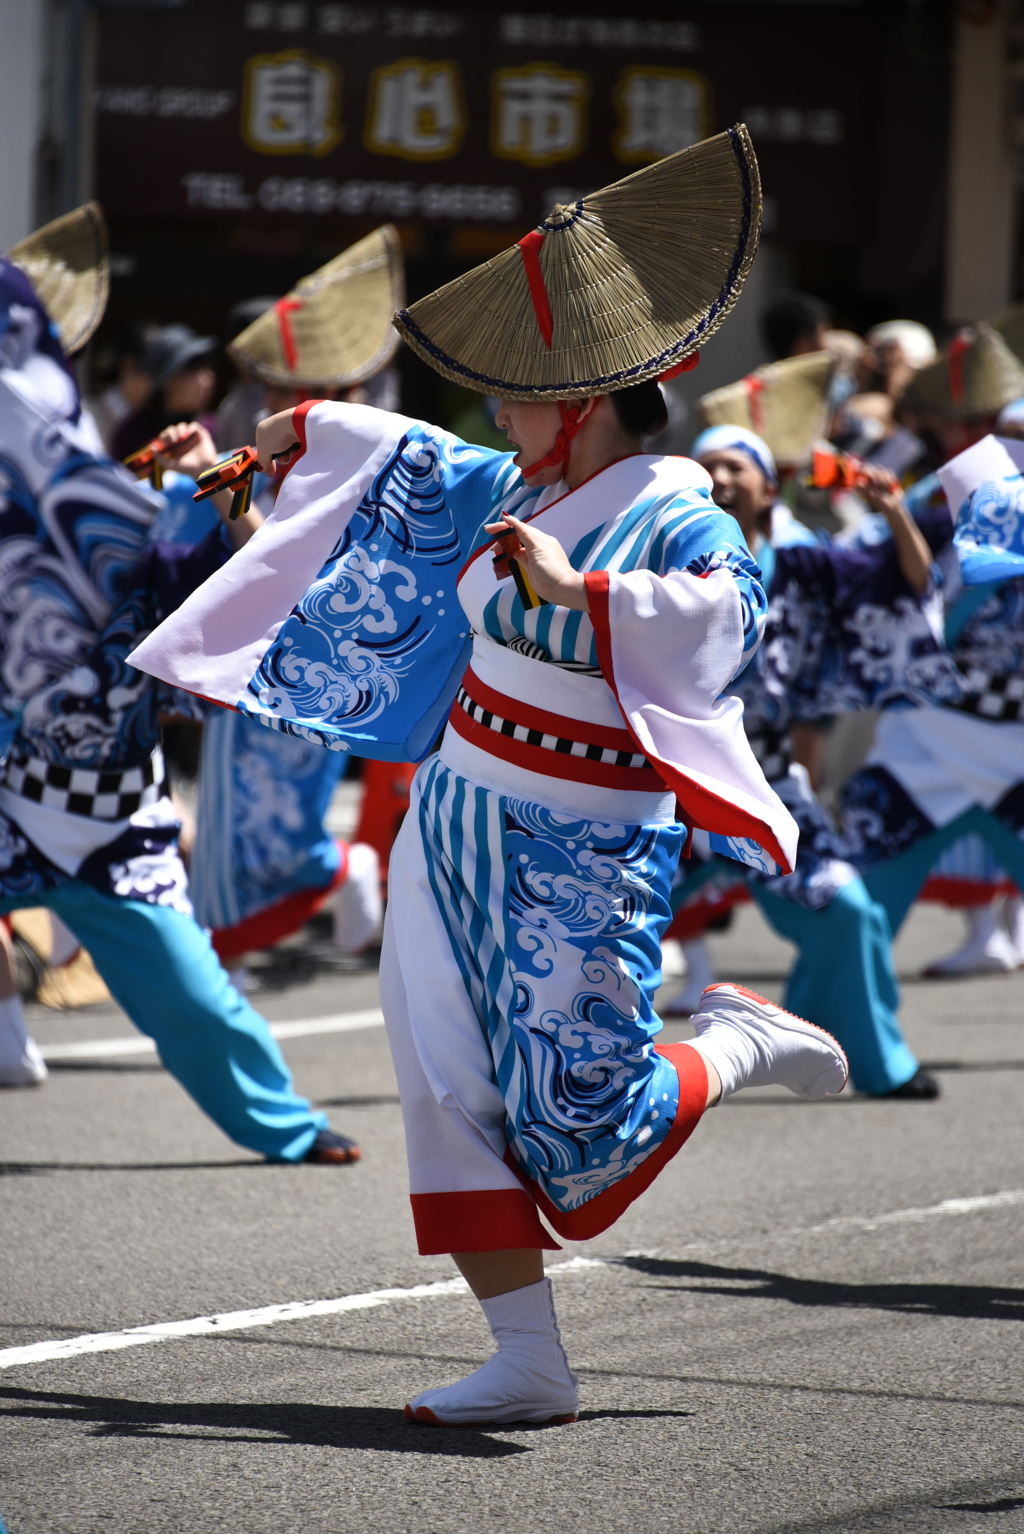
[[455, 687, 651, 769], [950, 668, 1024, 723], [2, 748, 166, 820], [748, 729, 791, 786]]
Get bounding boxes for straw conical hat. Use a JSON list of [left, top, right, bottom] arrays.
[[229, 225, 404, 388], [697, 351, 836, 465], [986, 303, 1024, 368], [392, 125, 760, 400], [8, 202, 109, 354], [901, 324, 1024, 418]]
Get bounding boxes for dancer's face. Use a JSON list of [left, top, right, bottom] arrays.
[[700, 448, 774, 545], [493, 399, 567, 485]]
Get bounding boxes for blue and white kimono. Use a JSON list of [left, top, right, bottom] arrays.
[[131, 401, 798, 1247], [0, 258, 332, 1161]]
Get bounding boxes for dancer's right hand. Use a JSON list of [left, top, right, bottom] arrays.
[[255, 409, 303, 475]]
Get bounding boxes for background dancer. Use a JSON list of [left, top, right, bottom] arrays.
[[188, 229, 406, 973], [676, 423, 948, 1098], [842, 428, 1024, 951], [132, 128, 850, 1429], [0, 204, 357, 1162]]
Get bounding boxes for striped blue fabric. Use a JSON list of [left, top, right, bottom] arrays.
[[415, 754, 685, 1213]]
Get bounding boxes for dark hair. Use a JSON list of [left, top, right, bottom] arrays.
[[609, 380, 668, 438], [761, 291, 831, 360]]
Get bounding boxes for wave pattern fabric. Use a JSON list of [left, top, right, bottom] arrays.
[[190, 707, 343, 932], [405, 756, 682, 1213]]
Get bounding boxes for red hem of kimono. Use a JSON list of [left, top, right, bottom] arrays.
[[666, 885, 751, 940], [210, 848, 348, 963], [585, 570, 793, 875], [919, 875, 1018, 907], [410, 1190, 561, 1255], [504, 1041, 708, 1242]]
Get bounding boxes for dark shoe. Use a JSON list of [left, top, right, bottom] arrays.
[[879, 1068, 941, 1100], [305, 1129, 362, 1164]]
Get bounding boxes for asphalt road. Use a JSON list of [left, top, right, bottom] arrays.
[[2, 902, 1023, 1534]]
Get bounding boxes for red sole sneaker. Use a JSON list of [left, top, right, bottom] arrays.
[[404, 1404, 577, 1429]]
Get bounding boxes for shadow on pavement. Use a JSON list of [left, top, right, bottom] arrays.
[[0, 1386, 530, 1457], [921, 1059, 1024, 1073], [313, 1094, 402, 1108], [621, 1257, 1024, 1322]]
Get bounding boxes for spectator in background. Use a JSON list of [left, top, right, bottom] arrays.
[[214, 297, 278, 453], [762, 290, 831, 360], [81, 325, 153, 454], [861, 320, 937, 402], [111, 324, 218, 461]]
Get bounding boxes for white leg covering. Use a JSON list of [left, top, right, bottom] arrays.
[[1005, 896, 1024, 962], [406, 1278, 579, 1427], [924, 903, 1020, 977], [0, 994, 47, 1087], [332, 842, 383, 954], [662, 937, 716, 1016], [687, 983, 847, 1102]]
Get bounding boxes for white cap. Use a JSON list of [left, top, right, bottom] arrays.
[[866, 320, 937, 371]]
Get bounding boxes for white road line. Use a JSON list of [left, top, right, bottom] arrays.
[[38, 1008, 385, 1061], [3, 1190, 1019, 1374], [0, 1258, 604, 1373], [804, 1187, 1024, 1233], [2, 1183, 1019, 1376]]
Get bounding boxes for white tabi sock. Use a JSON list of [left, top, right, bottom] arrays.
[[406, 1277, 579, 1426], [0, 993, 47, 1086], [687, 984, 847, 1103]]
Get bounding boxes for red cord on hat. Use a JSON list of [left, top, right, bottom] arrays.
[[519, 401, 589, 478], [948, 330, 972, 407], [743, 372, 767, 435], [658, 354, 700, 380], [518, 229, 554, 350], [274, 297, 303, 371]]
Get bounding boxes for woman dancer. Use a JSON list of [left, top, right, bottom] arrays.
[[131, 128, 848, 1426]]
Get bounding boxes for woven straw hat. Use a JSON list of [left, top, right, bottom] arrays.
[[697, 351, 836, 465], [229, 225, 404, 388], [392, 125, 760, 400], [7, 202, 109, 354], [901, 323, 1024, 419]]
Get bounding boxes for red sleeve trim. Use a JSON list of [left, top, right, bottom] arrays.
[[290, 398, 320, 459], [503, 1041, 708, 1241], [586, 568, 793, 876], [410, 1189, 560, 1254]]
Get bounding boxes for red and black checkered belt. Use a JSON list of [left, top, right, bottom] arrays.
[[448, 667, 663, 791]]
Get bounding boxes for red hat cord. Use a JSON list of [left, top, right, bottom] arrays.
[[274, 296, 311, 404], [515, 228, 699, 478], [947, 329, 972, 408]]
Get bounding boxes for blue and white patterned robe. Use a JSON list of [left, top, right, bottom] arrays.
[[132, 403, 799, 1229]]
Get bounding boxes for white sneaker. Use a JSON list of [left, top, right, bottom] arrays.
[[0, 993, 48, 1087], [0, 1035, 48, 1087], [690, 983, 848, 1101], [924, 905, 1020, 978]]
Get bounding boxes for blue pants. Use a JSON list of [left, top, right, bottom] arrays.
[[752, 881, 918, 1096], [0, 882, 327, 1160], [862, 805, 1024, 939]]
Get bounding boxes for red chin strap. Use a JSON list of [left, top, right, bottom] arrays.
[[520, 401, 590, 479]]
